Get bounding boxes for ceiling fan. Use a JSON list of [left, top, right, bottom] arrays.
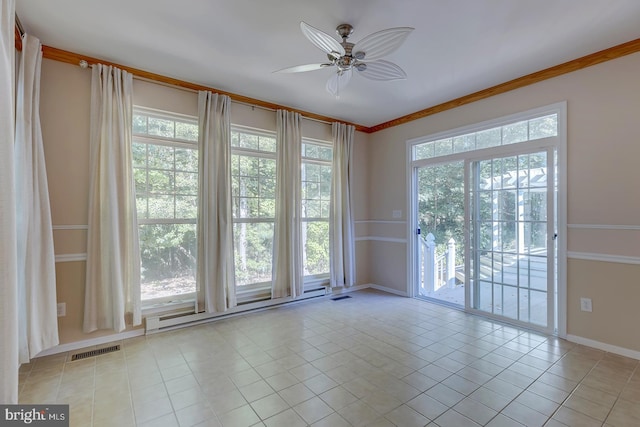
[[276, 22, 414, 97]]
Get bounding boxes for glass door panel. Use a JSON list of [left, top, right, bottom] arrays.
[[416, 161, 465, 306], [470, 151, 553, 329]]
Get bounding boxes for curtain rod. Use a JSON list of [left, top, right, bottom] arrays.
[[15, 14, 25, 37], [76, 59, 351, 129]]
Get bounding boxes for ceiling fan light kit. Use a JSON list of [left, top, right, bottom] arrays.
[[276, 21, 414, 97]]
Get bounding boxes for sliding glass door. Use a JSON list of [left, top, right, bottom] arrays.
[[410, 105, 564, 334]]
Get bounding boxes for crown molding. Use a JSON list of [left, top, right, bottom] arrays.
[[368, 38, 640, 133], [16, 25, 640, 134], [14, 25, 22, 51]]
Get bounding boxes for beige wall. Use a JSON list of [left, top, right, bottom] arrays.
[[41, 59, 371, 345], [367, 51, 640, 353]]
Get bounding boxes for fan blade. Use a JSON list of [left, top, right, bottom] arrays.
[[352, 27, 413, 61], [326, 69, 352, 97], [356, 60, 407, 81], [274, 63, 332, 73], [300, 21, 346, 59]]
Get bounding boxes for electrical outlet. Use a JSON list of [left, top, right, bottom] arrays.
[[580, 297, 592, 312], [392, 210, 402, 219], [57, 302, 66, 317]]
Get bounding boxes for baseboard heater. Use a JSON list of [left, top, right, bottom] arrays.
[[145, 288, 328, 334]]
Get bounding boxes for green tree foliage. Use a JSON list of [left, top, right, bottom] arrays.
[[418, 161, 465, 264], [303, 222, 330, 275], [139, 224, 196, 283]]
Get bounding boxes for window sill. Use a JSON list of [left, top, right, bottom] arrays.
[[142, 296, 195, 317]]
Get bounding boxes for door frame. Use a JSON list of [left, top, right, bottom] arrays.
[[406, 102, 567, 337]]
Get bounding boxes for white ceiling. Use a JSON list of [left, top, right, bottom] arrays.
[[16, 0, 640, 128]]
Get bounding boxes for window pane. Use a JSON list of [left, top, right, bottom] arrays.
[[453, 134, 475, 153], [476, 128, 501, 149], [148, 117, 175, 138], [302, 221, 329, 276], [136, 195, 148, 219], [148, 195, 174, 218], [259, 136, 276, 152], [233, 222, 274, 287], [302, 142, 332, 161], [414, 141, 434, 160], [175, 195, 197, 218], [139, 223, 196, 300], [175, 148, 198, 172], [232, 153, 276, 220], [134, 167, 147, 194], [502, 121, 528, 145], [148, 145, 174, 169], [305, 182, 319, 199], [259, 198, 275, 218], [529, 114, 557, 140], [306, 200, 323, 218], [148, 169, 173, 193], [304, 144, 319, 158], [239, 133, 259, 150], [132, 143, 147, 167], [320, 201, 330, 218], [303, 163, 319, 181], [434, 138, 453, 156], [175, 172, 197, 194], [175, 121, 198, 141], [413, 113, 557, 161], [133, 114, 147, 135], [239, 155, 259, 177], [318, 146, 333, 161]]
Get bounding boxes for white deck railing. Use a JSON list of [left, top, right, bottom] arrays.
[[419, 233, 457, 292]]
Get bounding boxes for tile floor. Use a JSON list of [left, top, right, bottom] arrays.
[[18, 290, 640, 427]]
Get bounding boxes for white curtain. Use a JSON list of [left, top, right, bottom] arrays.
[[84, 64, 140, 333], [272, 110, 302, 299], [329, 122, 356, 288], [15, 34, 59, 362], [196, 91, 236, 313], [0, 0, 19, 404]]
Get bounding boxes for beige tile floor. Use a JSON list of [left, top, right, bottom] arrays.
[[18, 290, 640, 427]]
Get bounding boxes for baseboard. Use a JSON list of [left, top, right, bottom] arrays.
[[33, 329, 145, 358], [329, 284, 370, 294], [566, 334, 640, 361], [368, 284, 409, 297]]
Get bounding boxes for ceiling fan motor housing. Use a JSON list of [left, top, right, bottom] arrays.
[[336, 24, 354, 39]]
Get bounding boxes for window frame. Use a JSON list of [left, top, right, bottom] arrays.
[[133, 107, 199, 307], [301, 137, 333, 286], [230, 125, 278, 296]]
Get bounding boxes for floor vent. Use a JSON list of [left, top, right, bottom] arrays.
[[331, 295, 352, 301], [71, 345, 120, 361]]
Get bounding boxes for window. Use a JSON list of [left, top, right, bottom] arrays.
[[132, 109, 199, 302], [231, 127, 277, 289], [301, 140, 332, 280], [413, 114, 558, 161]]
